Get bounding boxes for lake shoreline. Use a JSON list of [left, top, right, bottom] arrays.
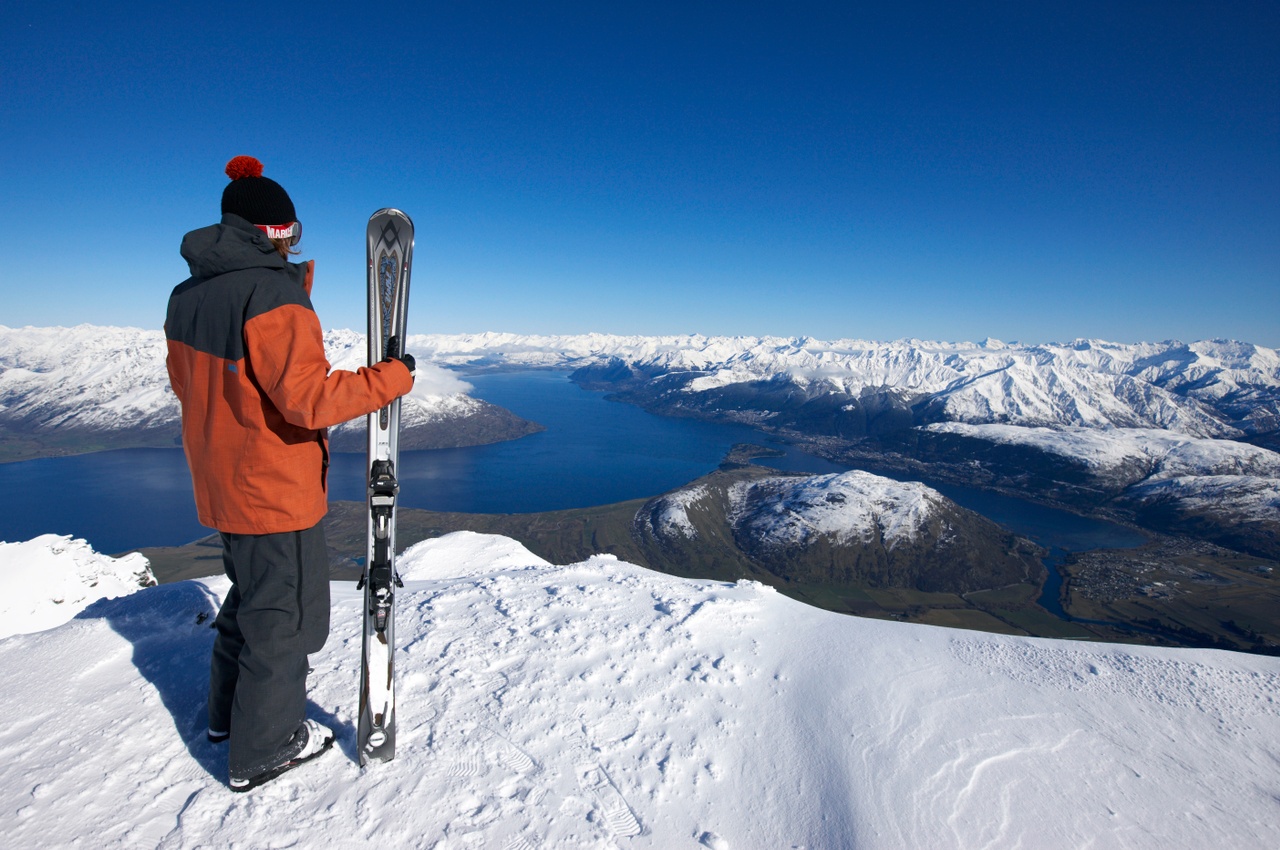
[[5, 370, 1278, 654]]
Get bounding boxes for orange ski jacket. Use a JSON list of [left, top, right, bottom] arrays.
[[165, 214, 413, 535]]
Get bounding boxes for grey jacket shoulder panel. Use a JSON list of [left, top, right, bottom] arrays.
[[168, 215, 314, 362]]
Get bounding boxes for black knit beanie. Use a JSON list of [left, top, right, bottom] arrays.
[[220, 156, 296, 225]]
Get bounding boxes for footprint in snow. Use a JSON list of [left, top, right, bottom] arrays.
[[485, 729, 537, 774], [577, 762, 642, 838]]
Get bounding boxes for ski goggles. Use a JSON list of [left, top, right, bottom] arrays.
[[256, 221, 301, 245]]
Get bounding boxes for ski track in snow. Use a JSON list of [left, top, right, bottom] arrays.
[[0, 532, 1278, 849]]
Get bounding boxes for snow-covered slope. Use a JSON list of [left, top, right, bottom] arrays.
[[0, 325, 497, 452], [1126, 474, 1280, 526], [728, 471, 949, 550], [1, 533, 1275, 849], [926, 423, 1280, 480], [645, 472, 953, 551], [923, 422, 1280, 555], [0, 534, 155, 639], [0, 325, 177, 433]]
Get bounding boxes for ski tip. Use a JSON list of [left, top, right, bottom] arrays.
[[369, 208, 413, 226]]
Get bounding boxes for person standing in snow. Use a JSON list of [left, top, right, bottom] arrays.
[[165, 156, 416, 791]]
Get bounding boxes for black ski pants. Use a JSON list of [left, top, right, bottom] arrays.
[[209, 523, 330, 779]]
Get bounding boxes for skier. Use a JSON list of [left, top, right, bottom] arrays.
[[165, 156, 416, 791]]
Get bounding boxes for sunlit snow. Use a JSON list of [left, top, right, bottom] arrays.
[[0, 533, 1276, 849]]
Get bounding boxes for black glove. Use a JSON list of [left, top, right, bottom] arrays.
[[396, 352, 416, 377], [382, 335, 415, 379], [383, 351, 415, 378]]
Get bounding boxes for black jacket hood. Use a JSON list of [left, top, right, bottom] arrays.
[[180, 214, 287, 280]]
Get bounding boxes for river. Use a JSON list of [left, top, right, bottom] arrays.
[[752, 441, 1148, 614]]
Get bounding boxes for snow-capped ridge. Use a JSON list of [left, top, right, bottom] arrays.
[[729, 470, 946, 551], [0, 534, 155, 638], [920, 421, 1280, 558], [4, 327, 1276, 444], [649, 484, 713, 539], [0, 326, 494, 454], [926, 423, 1280, 480]]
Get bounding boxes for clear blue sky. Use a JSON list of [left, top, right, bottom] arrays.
[[2, 1, 1277, 345]]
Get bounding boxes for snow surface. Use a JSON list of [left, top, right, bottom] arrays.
[[650, 485, 711, 539], [2, 532, 1277, 849], [925, 423, 1280, 480], [0, 534, 154, 639], [729, 471, 946, 550], [0, 325, 477, 436], [1126, 474, 1280, 525]]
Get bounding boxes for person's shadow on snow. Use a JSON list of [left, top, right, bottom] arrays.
[[75, 581, 356, 781]]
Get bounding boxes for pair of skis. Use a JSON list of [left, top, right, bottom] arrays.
[[357, 209, 413, 766]]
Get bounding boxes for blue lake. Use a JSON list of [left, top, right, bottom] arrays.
[[326, 371, 768, 513], [0, 371, 1146, 569], [0, 372, 765, 553]]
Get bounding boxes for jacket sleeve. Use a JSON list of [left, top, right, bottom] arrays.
[[243, 301, 413, 431]]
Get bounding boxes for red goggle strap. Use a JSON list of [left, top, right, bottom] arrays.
[[255, 222, 300, 243]]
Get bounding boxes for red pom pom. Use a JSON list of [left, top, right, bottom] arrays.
[[225, 155, 264, 180]]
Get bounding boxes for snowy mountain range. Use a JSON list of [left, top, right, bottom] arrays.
[[0, 325, 536, 459], [418, 332, 1280, 437], [2, 531, 1276, 848], [4, 325, 1277, 557], [5, 327, 1277, 449]]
